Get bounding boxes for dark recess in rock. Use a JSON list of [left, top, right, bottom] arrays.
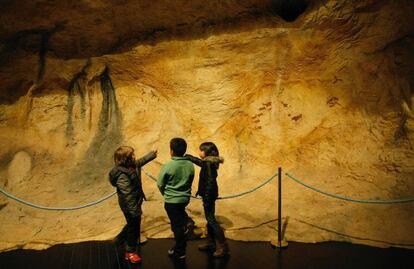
[[271, 0, 308, 22]]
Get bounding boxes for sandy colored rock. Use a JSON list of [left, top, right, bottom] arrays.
[[0, 0, 413, 251]]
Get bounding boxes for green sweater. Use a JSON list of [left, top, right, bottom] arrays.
[[157, 157, 195, 203]]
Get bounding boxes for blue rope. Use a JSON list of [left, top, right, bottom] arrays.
[[144, 171, 278, 200], [0, 170, 278, 210], [0, 188, 117, 211], [218, 172, 278, 199], [285, 172, 414, 204]]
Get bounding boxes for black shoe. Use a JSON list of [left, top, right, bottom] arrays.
[[168, 248, 186, 260]]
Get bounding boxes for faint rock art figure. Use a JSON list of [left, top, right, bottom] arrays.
[[86, 66, 122, 167], [252, 101, 273, 130], [327, 96, 340, 107], [66, 59, 91, 140], [69, 66, 123, 183], [291, 114, 302, 122], [332, 76, 343, 84]]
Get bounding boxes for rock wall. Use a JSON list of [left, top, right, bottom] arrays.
[[0, 0, 413, 251]]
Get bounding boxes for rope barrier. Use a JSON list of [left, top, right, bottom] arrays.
[[143, 170, 278, 200], [0, 170, 278, 210], [218, 172, 278, 199], [285, 172, 414, 204], [0, 188, 117, 211], [5, 169, 412, 210]]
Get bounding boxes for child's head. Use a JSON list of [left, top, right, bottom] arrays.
[[170, 138, 187, 157], [114, 146, 135, 167], [199, 142, 219, 159]]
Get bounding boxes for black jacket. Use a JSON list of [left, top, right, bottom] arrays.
[[109, 151, 156, 217], [185, 154, 224, 205]]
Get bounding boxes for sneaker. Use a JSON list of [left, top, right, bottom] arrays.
[[167, 248, 186, 259], [125, 252, 142, 263]]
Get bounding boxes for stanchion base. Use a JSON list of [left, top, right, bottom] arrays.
[[270, 238, 289, 248]]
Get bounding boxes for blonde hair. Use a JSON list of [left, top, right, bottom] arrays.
[[114, 146, 134, 166]]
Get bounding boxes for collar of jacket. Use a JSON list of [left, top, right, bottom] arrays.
[[116, 166, 136, 174], [204, 156, 224, 164], [116, 166, 127, 172]]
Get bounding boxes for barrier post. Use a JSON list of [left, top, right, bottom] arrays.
[[278, 167, 282, 245], [272, 167, 288, 248]]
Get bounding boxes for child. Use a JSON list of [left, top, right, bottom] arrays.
[[185, 142, 229, 258], [109, 146, 157, 264], [157, 138, 194, 260]]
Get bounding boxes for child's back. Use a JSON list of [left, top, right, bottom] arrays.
[[157, 137, 194, 260], [158, 157, 194, 203]]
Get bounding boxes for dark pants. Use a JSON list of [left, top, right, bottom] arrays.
[[117, 212, 141, 252], [203, 201, 225, 242], [165, 202, 189, 255]]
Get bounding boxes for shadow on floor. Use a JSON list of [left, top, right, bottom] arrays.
[[0, 239, 413, 269]]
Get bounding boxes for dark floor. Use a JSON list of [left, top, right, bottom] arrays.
[[0, 239, 413, 269]]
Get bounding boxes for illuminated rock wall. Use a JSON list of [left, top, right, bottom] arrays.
[[0, 0, 413, 251]]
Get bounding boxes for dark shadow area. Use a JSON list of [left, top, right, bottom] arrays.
[[293, 218, 414, 248], [0, 79, 32, 105], [68, 66, 123, 185], [65, 59, 91, 140], [89, 66, 123, 158], [271, 0, 309, 22], [0, 239, 413, 269], [0, 1, 315, 61], [282, 216, 289, 239], [0, 22, 65, 74]]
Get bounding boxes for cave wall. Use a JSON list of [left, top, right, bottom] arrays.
[[0, 0, 413, 251]]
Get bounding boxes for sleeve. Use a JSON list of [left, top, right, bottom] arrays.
[[203, 162, 215, 205], [184, 154, 203, 167], [157, 165, 169, 195], [135, 150, 157, 167], [117, 174, 137, 213]]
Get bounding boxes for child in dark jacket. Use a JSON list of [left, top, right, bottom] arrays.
[[109, 146, 157, 264], [185, 142, 229, 258]]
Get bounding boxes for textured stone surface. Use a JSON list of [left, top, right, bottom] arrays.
[[0, 0, 413, 251]]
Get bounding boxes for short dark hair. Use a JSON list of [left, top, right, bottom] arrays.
[[170, 138, 187, 157], [199, 142, 219, 157]]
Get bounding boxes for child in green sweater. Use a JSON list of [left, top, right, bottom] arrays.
[[157, 138, 194, 259]]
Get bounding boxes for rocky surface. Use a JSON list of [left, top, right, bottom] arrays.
[[0, 0, 413, 251]]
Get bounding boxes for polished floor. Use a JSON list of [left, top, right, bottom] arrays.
[[0, 239, 413, 269]]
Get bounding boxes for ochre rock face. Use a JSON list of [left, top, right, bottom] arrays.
[[0, 0, 413, 251]]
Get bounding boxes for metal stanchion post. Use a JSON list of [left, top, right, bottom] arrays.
[[278, 167, 282, 245], [271, 167, 288, 248]]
